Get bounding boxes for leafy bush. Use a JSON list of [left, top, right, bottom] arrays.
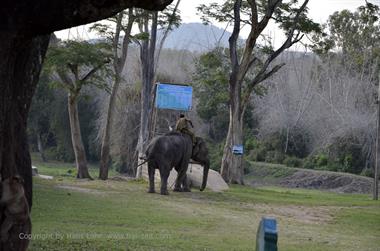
[[315, 153, 328, 167], [244, 137, 258, 152], [302, 156, 315, 169], [246, 147, 266, 162], [325, 162, 341, 172], [361, 168, 374, 178], [327, 136, 365, 174], [243, 159, 251, 175], [45, 146, 74, 162], [265, 150, 285, 164], [283, 156, 303, 167]]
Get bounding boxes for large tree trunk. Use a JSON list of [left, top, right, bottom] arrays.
[[99, 77, 121, 180], [0, 33, 50, 251], [136, 11, 158, 179], [67, 94, 91, 179], [99, 10, 134, 180], [0, 1, 172, 249], [220, 80, 245, 184]]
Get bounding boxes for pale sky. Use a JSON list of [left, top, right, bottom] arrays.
[[55, 0, 380, 45]]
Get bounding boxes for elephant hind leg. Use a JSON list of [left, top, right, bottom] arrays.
[[173, 168, 183, 192], [147, 161, 156, 193], [182, 175, 191, 192], [159, 168, 170, 195]]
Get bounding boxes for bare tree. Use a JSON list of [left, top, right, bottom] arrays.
[[309, 55, 377, 171], [254, 51, 315, 157], [254, 51, 378, 175]]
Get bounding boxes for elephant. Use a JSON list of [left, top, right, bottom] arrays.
[[145, 131, 210, 195]]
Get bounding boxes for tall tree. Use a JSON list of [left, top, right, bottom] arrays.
[[135, 10, 159, 178], [312, 2, 380, 75], [199, 0, 320, 184], [45, 40, 112, 179], [0, 1, 172, 249], [91, 9, 137, 180], [135, 2, 181, 178]]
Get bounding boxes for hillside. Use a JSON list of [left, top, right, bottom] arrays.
[[160, 22, 234, 52], [245, 162, 378, 194]]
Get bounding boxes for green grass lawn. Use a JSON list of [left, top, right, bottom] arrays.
[[29, 159, 380, 251]]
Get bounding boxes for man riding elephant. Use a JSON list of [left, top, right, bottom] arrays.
[[175, 114, 196, 145]]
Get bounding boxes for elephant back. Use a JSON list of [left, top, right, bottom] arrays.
[[146, 132, 193, 162]]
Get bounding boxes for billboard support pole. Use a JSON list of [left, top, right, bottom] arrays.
[[152, 82, 193, 137], [149, 83, 158, 140]]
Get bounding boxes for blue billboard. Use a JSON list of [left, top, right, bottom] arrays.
[[155, 83, 193, 111]]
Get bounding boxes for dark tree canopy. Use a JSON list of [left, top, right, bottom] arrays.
[[0, 0, 173, 36]]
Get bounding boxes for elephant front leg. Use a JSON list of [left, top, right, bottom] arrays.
[[174, 164, 189, 192], [159, 169, 170, 195], [148, 164, 155, 193]]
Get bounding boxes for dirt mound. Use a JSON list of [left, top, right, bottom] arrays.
[[280, 170, 373, 194], [246, 162, 377, 194]]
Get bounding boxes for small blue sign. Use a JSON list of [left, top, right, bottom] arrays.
[[155, 83, 193, 111], [256, 217, 278, 251], [232, 145, 244, 155]]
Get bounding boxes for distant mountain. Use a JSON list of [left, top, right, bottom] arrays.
[[159, 22, 233, 52]]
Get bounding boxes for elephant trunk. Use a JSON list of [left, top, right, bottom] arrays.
[[200, 162, 209, 191]]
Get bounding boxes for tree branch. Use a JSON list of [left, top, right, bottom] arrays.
[[241, 0, 310, 108], [154, 0, 181, 74], [113, 12, 124, 72], [119, 9, 135, 73], [229, 0, 242, 82], [237, 0, 282, 83], [80, 60, 110, 83]]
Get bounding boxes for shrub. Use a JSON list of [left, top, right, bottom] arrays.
[[342, 154, 353, 173], [283, 156, 303, 167], [265, 150, 285, 164], [243, 159, 251, 174], [302, 157, 315, 169], [327, 135, 365, 174], [247, 147, 266, 162], [45, 146, 74, 162], [244, 137, 258, 152], [326, 162, 341, 172], [361, 168, 374, 178], [315, 154, 328, 167]]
